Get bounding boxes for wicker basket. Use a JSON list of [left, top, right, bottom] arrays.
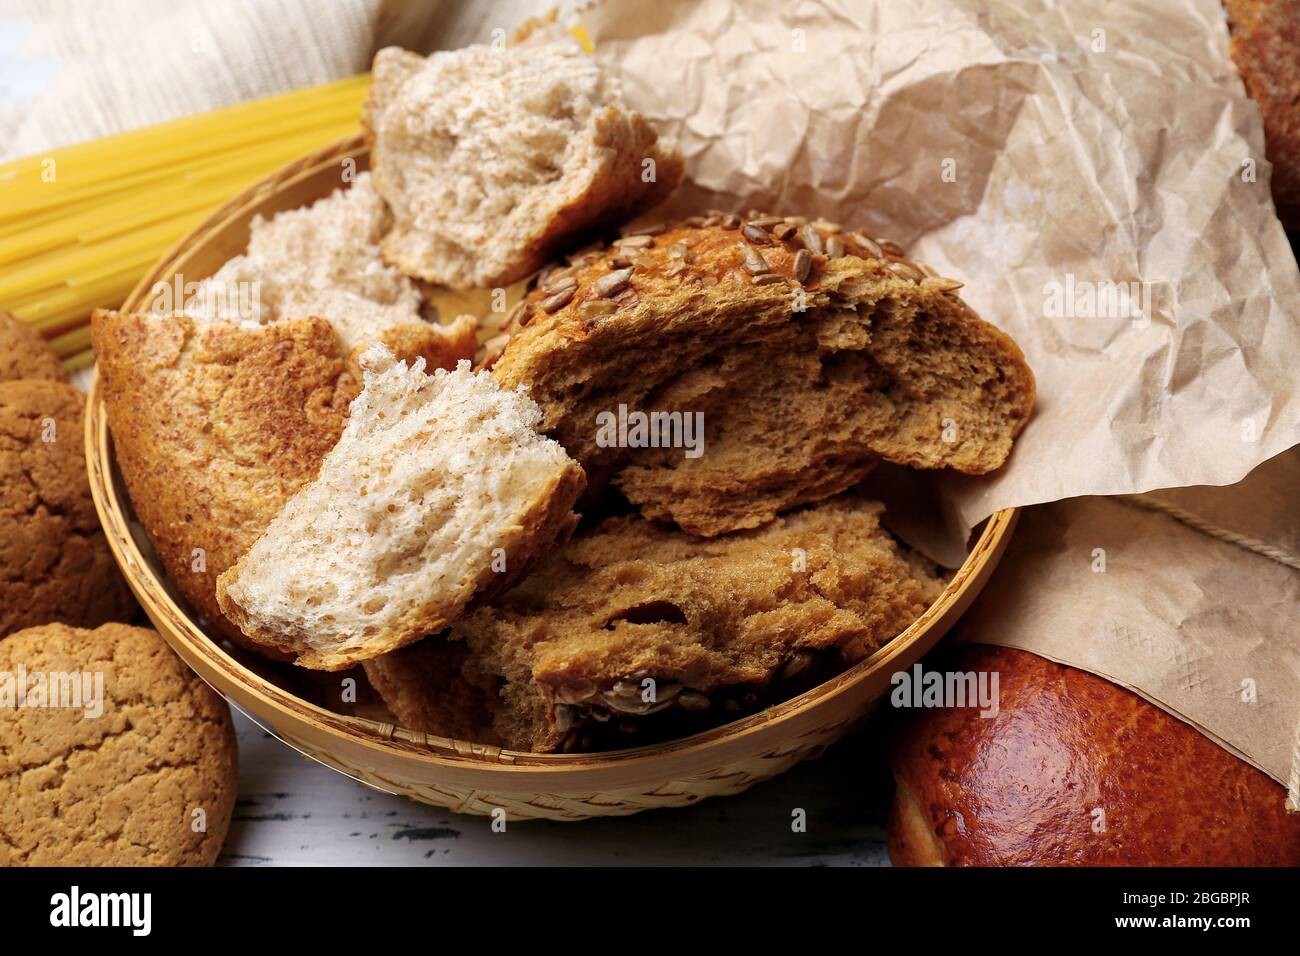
[[85, 135, 1019, 822]]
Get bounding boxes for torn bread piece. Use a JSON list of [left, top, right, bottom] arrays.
[[216, 346, 586, 670], [363, 640, 502, 745], [452, 496, 946, 753], [491, 218, 1036, 535], [181, 172, 478, 368], [363, 44, 683, 289], [91, 310, 358, 657]]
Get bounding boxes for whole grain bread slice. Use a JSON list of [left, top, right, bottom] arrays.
[[491, 218, 1036, 536], [216, 346, 586, 670]]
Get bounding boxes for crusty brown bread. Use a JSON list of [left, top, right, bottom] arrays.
[[363, 44, 683, 289], [0, 622, 237, 866], [93, 310, 480, 655], [1226, 0, 1300, 230], [491, 217, 1035, 536], [0, 380, 134, 637], [91, 311, 358, 652], [452, 495, 945, 753], [888, 644, 1300, 866], [215, 347, 585, 670], [363, 639, 502, 744], [0, 311, 67, 384]]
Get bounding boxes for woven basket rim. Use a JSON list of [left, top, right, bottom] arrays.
[[87, 133, 1019, 777]]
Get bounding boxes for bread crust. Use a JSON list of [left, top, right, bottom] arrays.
[[0, 311, 67, 384], [887, 644, 1300, 866], [92, 310, 357, 651], [0, 622, 237, 866], [1226, 0, 1300, 229], [492, 218, 1035, 535], [0, 380, 134, 636]]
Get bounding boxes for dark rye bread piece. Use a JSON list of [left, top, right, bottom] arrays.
[[491, 217, 1035, 536], [452, 495, 945, 753]]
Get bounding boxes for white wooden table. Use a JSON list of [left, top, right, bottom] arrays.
[[220, 710, 893, 866]]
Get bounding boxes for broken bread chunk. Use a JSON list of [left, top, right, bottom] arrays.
[[363, 640, 503, 745], [91, 311, 361, 657], [491, 218, 1036, 536], [451, 495, 945, 753], [216, 346, 586, 670], [181, 173, 478, 369], [363, 44, 683, 289]]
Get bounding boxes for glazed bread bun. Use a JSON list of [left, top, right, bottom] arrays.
[[888, 643, 1300, 866]]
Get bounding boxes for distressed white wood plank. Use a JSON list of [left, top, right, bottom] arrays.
[[220, 710, 893, 866]]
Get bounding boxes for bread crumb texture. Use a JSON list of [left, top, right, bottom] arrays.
[[0, 380, 134, 637], [456, 495, 945, 752], [363, 639, 501, 744], [0, 623, 237, 866], [364, 44, 683, 288], [217, 347, 585, 669], [493, 220, 1035, 536], [0, 311, 67, 384], [180, 172, 477, 367]]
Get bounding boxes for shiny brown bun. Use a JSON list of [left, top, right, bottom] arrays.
[[888, 643, 1300, 866]]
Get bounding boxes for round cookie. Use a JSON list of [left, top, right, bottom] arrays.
[[0, 311, 67, 383], [0, 622, 238, 865], [0, 379, 136, 637]]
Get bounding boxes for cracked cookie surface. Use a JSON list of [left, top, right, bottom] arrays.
[[0, 311, 66, 384], [0, 622, 238, 866], [0, 380, 134, 636]]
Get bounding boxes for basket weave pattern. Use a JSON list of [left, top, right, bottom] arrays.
[[86, 136, 1018, 822], [282, 716, 861, 821]]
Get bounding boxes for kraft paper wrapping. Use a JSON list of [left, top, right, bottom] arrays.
[[528, 0, 1300, 796]]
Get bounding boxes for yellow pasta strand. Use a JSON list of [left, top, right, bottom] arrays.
[[63, 349, 95, 374], [0, 75, 369, 359], [49, 324, 92, 358]]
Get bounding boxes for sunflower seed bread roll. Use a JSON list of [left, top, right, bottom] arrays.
[[363, 44, 683, 289], [449, 495, 945, 753], [490, 217, 1036, 536], [216, 346, 586, 670]]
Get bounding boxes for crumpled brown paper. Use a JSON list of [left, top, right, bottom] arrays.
[[558, 0, 1300, 532], [956, 448, 1300, 802], [525, 0, 1300, 796]]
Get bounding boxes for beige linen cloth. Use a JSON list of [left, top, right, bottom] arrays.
[[0, 0, 554, 160]]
